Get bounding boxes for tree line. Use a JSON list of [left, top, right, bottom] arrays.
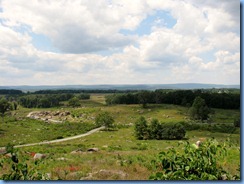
[[105, 90, 240, 109], [32, 89, 139, 94], [18, 93, 90, 108], [0, 89, 23, 95]]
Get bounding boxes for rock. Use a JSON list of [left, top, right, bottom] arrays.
[[70, 149, 84, 154], [221, 174, 227, 180], [33, 153, 46, 160], [81, 169, 127, 180], [53, 111, 60, 116], [64, 111, 70, 116], [4, 153, 12, 158], [195, 141, 202, 148], [56, 157, 70, 161], [87, 148, 99, 152]]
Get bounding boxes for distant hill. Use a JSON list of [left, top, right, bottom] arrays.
[[0, 83, 240, 92]]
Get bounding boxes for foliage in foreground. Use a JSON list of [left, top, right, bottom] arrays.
[[134, 116, 186, 140], [149, 139, 240, 180], [0, 144, 48, 180]]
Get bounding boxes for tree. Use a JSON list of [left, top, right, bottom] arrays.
[[68, 97, 80, 107], [0, 98, 11, 123], [138, 91, 152, 108], [189, 96, 211, 121], [149, 119, 162, 140], [134, 116, 149, 140], [95, 112, 114, 130]]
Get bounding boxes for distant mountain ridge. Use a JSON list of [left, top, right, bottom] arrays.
[[0, 83, 240, 92]]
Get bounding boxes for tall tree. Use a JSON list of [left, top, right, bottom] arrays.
[[189, 96, 211, 121], [0, 98, 11, 123]]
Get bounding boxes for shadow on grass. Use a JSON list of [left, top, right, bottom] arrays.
[[0, 128, 4, 134]]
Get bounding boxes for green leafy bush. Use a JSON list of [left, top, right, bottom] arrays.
[[134, 117, 185, 140], [95, 112, 115, 130], [134, 116, 149, 140], [179, 121, 237, 134], [0, 144, 48, 180], [149, 139, 239, 180]]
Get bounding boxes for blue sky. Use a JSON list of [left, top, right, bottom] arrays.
[[0, 0, 240, 85]]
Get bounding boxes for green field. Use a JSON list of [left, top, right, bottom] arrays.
[[0, 94, 240, 180]]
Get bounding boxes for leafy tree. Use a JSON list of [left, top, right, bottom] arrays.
[[189, 96, 211, 121], [68, 97, 80, 107], [149, 119, 162, 140], [134, 116, 149, 140], [138, 91, 152, 108], [0, 98, 11, 123], [95, 112, 114, 130], [78, 93, 90, 100], [135, 117, 185, 140]]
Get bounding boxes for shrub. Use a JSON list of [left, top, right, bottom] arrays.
[[134, 117, 186, 140], [0, 145, 48, 180], [233, 117, 240, 127], [134, 116, 149, 140], [149, 139, 239, 180]]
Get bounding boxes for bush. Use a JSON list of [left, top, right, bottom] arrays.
[[149, 139, 240, 180], [179, 121, 237, 134], [134, 116, 149, 140], [0, 145, 48, 180], [233, 117, 240, 127], [134, 117, 186, 140]]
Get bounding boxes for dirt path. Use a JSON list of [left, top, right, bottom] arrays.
[[13, 126, 104, 148], [0, 126, 104, 152], [0, 111, 104, 152]]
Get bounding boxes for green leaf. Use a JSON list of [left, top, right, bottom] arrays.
[[185, 166, 190, 171]]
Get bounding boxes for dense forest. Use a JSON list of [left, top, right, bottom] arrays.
[[105, 90, 240, 109], [0, 89, 23, 95], [0, 89, 240, 110]]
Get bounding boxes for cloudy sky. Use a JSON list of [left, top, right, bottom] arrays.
[[0, 0, 240, 86]]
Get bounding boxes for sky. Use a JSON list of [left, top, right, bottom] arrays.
[[0, 0, 240, 86]]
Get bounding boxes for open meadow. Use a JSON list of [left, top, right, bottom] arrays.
[[0, 93, 240, 180]]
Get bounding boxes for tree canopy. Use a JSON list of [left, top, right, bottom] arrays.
[[95, 112, 115, 130], [189, 96, 211, 121], [0, 98, 11, 123]]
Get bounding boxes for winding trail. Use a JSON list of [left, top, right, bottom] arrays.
[[0, 111, 104, 152], [13, 126, 104, 148]]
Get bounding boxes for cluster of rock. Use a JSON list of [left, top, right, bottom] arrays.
[[31, 111, 70, 118], [70, 148, 99, 154], [27, 110, 71, 123]]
